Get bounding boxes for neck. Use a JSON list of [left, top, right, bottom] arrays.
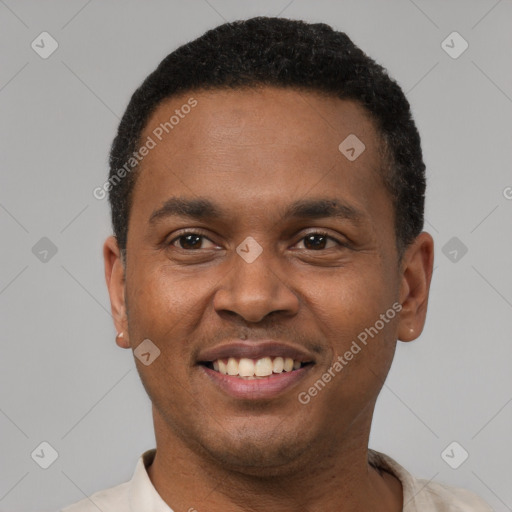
[[147, 408, 403, 512], [146, 406, 403, 512]]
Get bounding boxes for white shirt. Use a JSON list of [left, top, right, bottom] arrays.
[[61, 448, 492, 511]]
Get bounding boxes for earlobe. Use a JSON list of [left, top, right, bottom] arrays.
[[396, 232, 434, 342], [116, 331, 130, 349], [103, 236, 130, 349]]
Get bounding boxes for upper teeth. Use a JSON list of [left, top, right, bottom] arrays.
[[212, 357, 302, 378]]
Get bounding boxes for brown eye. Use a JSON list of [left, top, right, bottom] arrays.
[[168, 232, 217, 250], [177, 234, 202, 249], [296, 232, 341, 250]]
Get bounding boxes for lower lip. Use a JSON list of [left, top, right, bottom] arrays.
[[201, 365, 313, 400]]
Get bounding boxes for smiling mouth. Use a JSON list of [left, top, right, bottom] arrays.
[[201, 356, 314, 379]]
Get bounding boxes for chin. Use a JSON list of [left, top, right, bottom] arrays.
[[197, 423, 313, 475]]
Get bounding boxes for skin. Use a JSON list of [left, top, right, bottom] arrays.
[[104, 87, 434, 512]]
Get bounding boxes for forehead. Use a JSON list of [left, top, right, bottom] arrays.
[[141, 86, 381, 161], [130, 87, 390, 229]]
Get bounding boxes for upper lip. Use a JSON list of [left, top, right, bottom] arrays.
[[197, 340, 316, 363]]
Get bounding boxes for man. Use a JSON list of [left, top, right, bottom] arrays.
[[64, 16, 491, 512]]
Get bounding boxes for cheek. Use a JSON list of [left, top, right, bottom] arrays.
[[304, 262, 398, 373], [125, 264, 206, 360], [125, 269, 199, 400], [129, 263, 198, 314], [311, 263, 392, 322]]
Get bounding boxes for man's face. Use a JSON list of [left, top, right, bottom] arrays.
[[107, 87, 427, 473]]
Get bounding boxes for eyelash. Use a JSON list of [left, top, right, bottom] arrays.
[[167, 230, 346, 250]]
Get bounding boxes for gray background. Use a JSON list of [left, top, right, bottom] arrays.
[[0, 0, 511, 511]]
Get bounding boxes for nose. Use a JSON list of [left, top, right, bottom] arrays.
[[213, 246, 300, 323]]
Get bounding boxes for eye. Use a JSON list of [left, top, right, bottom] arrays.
[[295, 232, 343, 250], [168, 231, 217, 250], [166, 230, 346, 251]]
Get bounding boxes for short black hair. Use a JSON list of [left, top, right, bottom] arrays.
[[108, 16, 425, 260]]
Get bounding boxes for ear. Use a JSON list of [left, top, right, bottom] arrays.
[[397, 232, 434, 342], [103, 236, 130, 349]]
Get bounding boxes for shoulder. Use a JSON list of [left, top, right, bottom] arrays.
[[59, 449, 157, 511], [60, 481, 130, 512], [368, 449, 492, 512], [412, 478, 493, 511]]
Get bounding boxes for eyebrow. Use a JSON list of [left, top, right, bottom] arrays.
[[148, 197, 364, 225]]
